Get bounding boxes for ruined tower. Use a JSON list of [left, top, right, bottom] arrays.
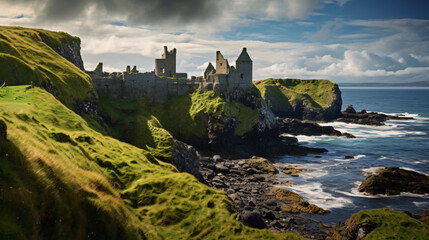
[[235, 48, 252, 84], [155, 46, 176, 77], [204, 62, 216, 79], [216, 51, 230, 74]]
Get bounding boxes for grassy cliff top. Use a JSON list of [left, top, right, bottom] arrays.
[[0, 86, 303, 239], [0, 26, 93, 108], [347, 208, 429, 239], [254, 78, 339, 110]]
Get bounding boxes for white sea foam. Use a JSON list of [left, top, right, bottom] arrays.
[[284, 182, 354, 209], [301, 168, 329, 179], [361, 167, 381, 175], [354, 155, 366, 160], [413, 201, 429, 207], [320, 121, 426, 138]]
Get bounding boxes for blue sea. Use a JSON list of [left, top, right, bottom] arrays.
[[275, 87, 429, 224]]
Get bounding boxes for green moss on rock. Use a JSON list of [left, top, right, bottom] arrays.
[[330, 208, 429, 240], [98, 90, 260, 155], [349, 208, 429, 239]]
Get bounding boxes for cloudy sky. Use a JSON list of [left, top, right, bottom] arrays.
[[1, 0, 429, 83]]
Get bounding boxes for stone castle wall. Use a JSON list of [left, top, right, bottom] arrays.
[[88, 47, 254, 102], [89, 70, 245, 102]]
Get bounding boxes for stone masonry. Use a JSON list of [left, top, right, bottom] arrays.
[[87, 47, 254, 102]]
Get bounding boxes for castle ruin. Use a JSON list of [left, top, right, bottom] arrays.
[[87, 47, 253, 102]]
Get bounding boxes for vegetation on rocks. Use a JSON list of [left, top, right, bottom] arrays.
[[254, 78, 342, 120], [255, 78, 337, 109], [280, 164, 308, 177], [98, 90, 261, 156], [0, 26, 93, 108], [329, 208, 429, 240], [0, 85, 304, 239], [247, 156, 278, 175], [271, 187, 330, 215]]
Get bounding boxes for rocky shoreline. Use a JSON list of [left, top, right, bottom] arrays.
[[195, 107, 422, 239], [199, 155, 330, 239]]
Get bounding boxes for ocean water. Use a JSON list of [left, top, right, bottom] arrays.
[[275, 87, 429, 224]]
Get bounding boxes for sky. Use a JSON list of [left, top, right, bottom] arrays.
[[1, 0, 429, 83]]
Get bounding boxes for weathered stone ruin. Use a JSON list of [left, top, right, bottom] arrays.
[[87, 47, 254, 102]]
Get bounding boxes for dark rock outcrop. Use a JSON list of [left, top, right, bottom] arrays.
[[0, 119, 6, 141], [238, 211, 266, 229], [172, 140, 203, 182], [358, 167, 429, 195], [345, 104, 356, 113], [39, 32, 85, 70], [337, 106, 413, 126], [278, 117, 355, 138]]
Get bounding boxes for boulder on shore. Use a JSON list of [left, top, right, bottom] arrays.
[[247, 156, 278, 175], [358, 167, 429, 195], [271, 187, 330, 215]]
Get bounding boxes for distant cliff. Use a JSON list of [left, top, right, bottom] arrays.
[[254, 78, 342, 121]]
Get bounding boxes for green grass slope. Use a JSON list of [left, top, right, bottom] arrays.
[[98, 90, 260, 156], [254, 78, 339, 111], [0, 26, 93, 108], [0, 86, 303, 240], [349, 208, 429, 239], [330, 208, 429, 240]]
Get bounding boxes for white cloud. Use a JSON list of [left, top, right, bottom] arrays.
[[0, 3, 428, 83]]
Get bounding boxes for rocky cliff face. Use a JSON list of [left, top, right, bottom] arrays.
[[39, 32, 85, 70], [172, 140, 203, 181], [202, 88, 281, 158], [255, 78, 342, 121]]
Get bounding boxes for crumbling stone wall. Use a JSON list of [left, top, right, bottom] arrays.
[[88, 47, 254, 102]]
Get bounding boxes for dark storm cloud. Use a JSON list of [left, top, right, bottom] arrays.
[[3, 0, 223, 25]]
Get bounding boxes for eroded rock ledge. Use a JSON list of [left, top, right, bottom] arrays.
[[278, 117, 355, 138]]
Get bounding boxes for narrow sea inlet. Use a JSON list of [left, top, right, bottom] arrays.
[[274, 87, 429, 224]]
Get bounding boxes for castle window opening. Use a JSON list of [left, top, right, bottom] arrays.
[[241, 74, 243, 79]]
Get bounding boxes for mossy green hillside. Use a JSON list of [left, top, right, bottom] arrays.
[[0, 26, 93, 108], [254, 78, 339, 110], [0, 86, 303, 240], [348, 208, 429, 239], [99, 90, 260, 153]]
